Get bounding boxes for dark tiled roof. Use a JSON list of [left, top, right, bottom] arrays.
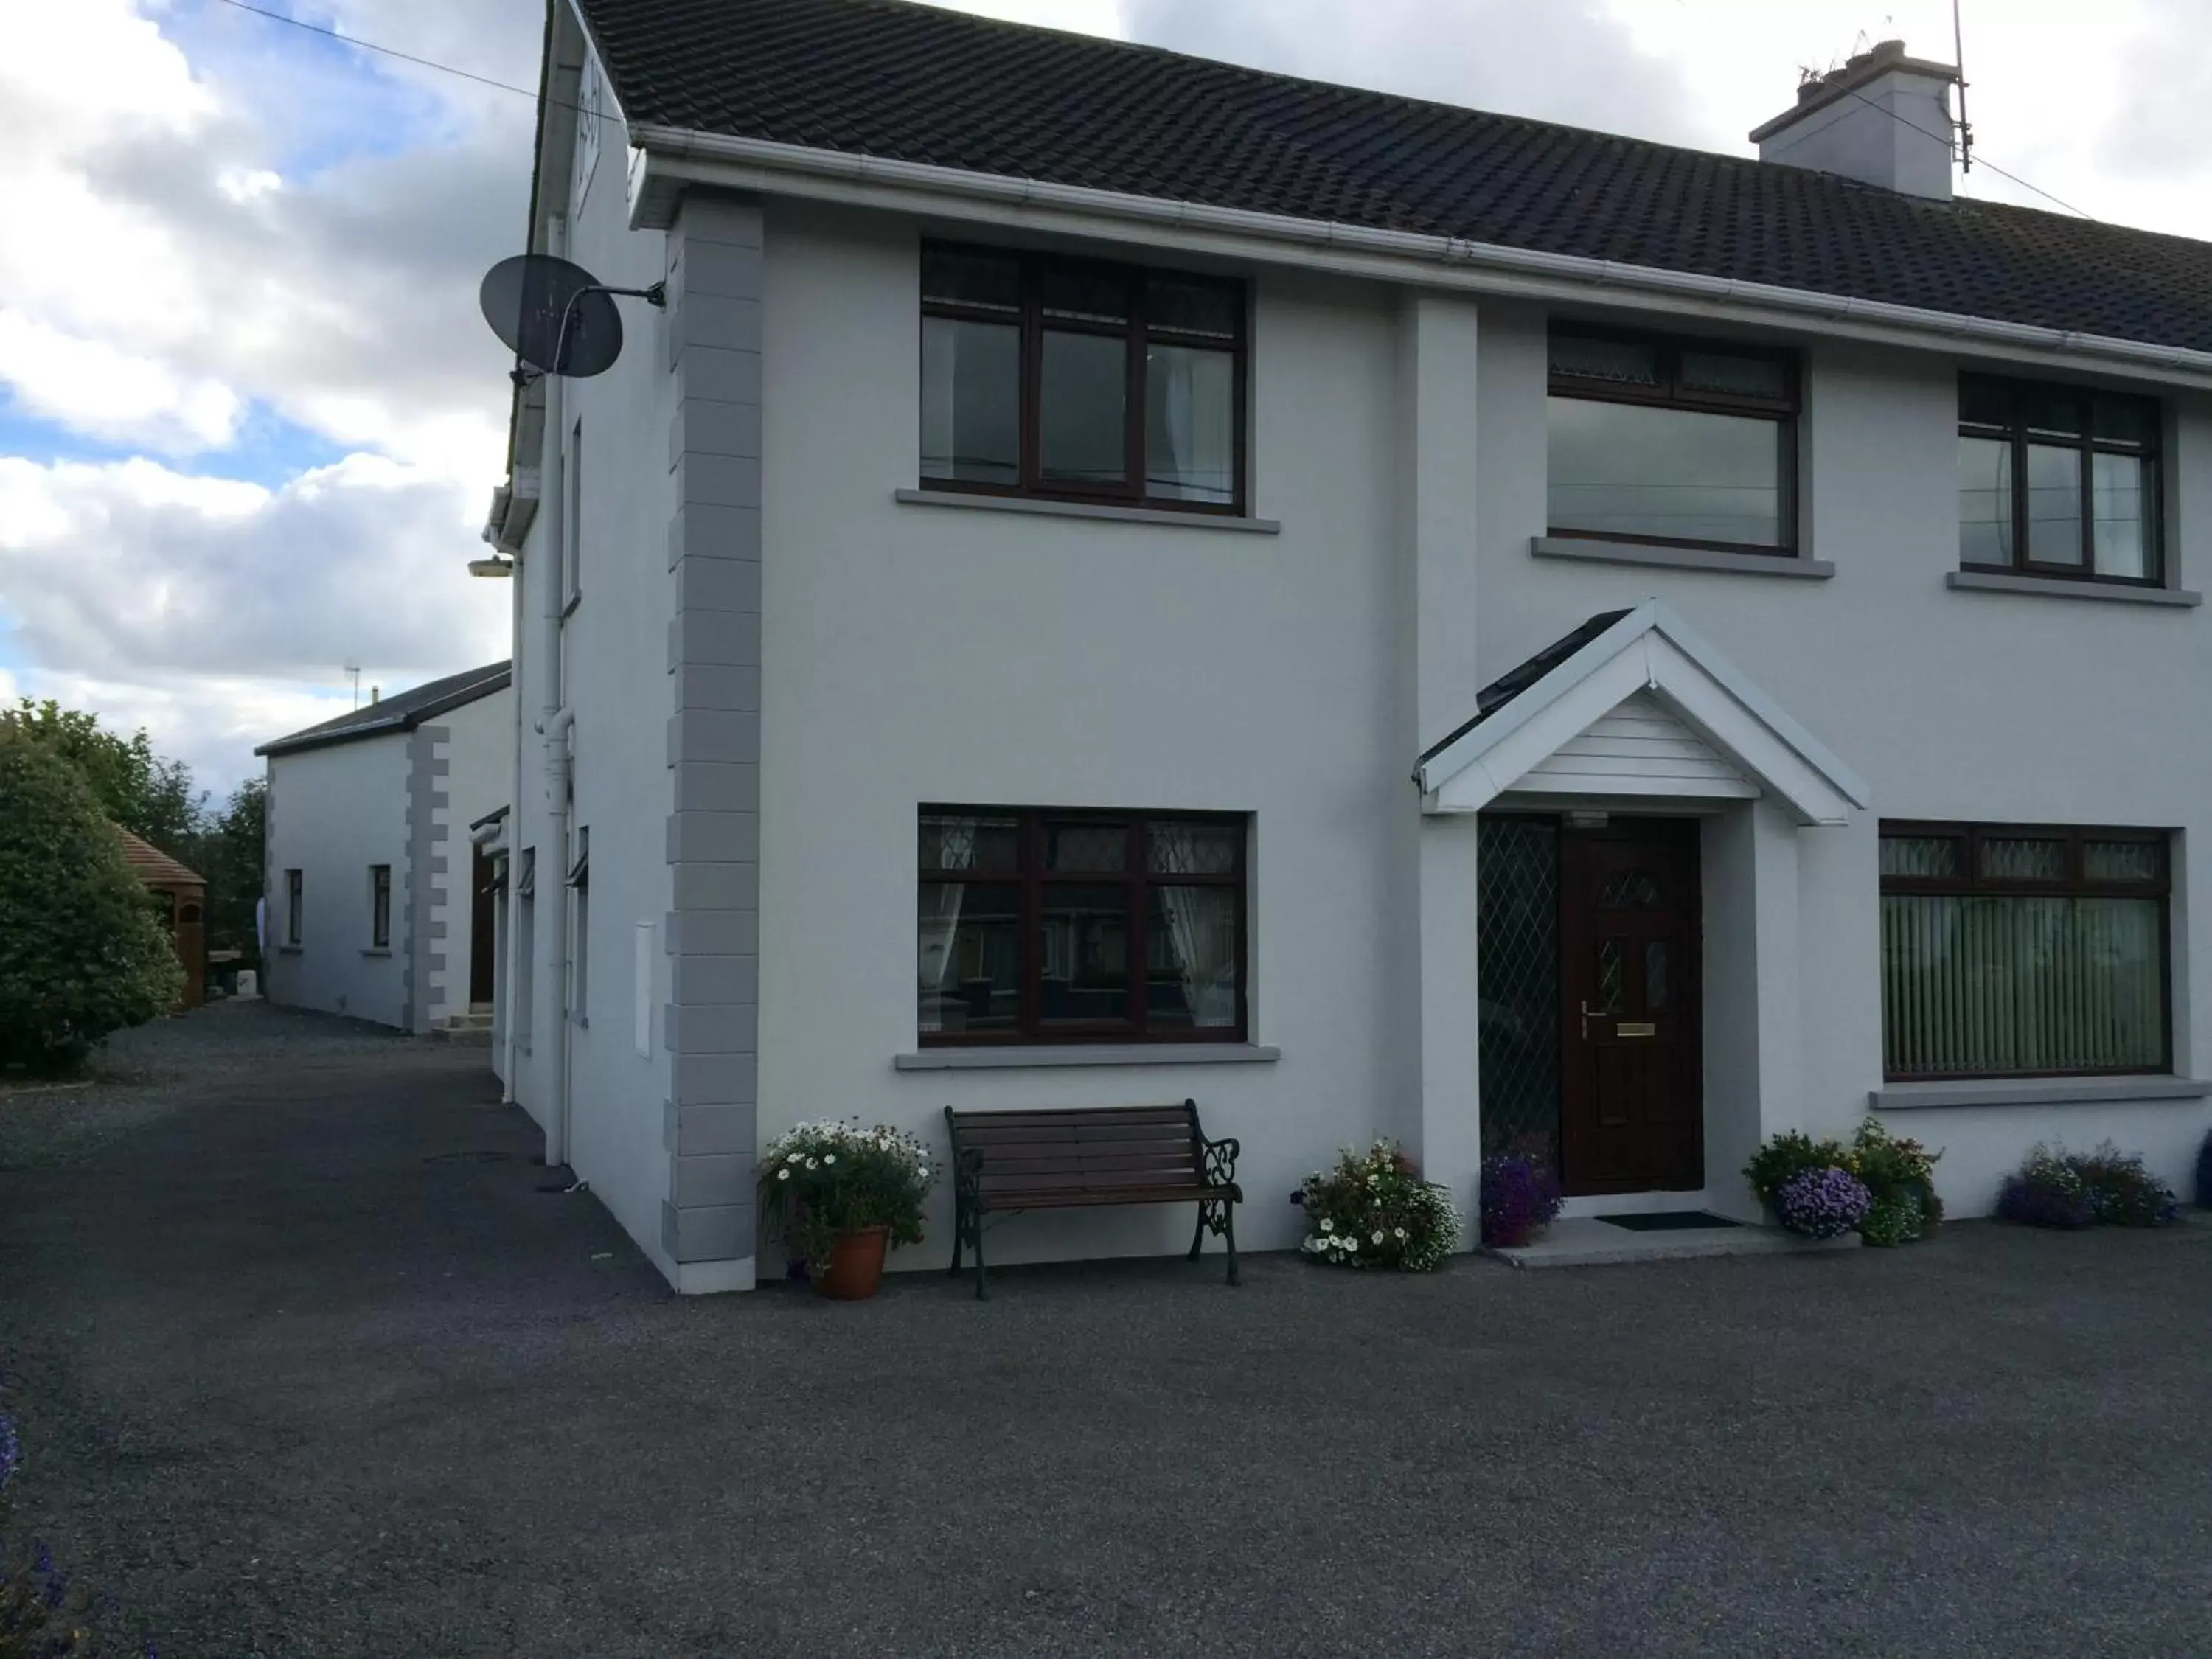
[[577, 0, 2212, 352], [1418, 611, 1632, 768], [257, 662, 512, 758]]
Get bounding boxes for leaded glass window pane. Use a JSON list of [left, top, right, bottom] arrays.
[[1478, 816, 1560, 1167]]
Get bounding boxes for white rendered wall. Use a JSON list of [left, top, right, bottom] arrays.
[[505, 26, 682, 1281], [757, 204, 1421, 1273], [1473, 301, 2212, 1212], [264, 736, 412, 1028]]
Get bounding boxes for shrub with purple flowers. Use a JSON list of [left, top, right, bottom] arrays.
[[1, 1405, 150, 1657], [1999, 1141, 2178, 1231], [1478, 1153, 1564, 1248], [1743, 1130, 1851, 1216], [1775, 1166, 1871, 1239], [1296, 1139, 1459, 1270], [2197, 1128, 2212, 1211]]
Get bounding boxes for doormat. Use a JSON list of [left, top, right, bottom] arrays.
[[1593, 1211, 1742, 1232]]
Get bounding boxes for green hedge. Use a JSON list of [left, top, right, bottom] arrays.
[[0, 727, 183, 1074]]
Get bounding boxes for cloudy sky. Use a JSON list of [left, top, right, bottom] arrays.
[[3, 0, 2205, 796]]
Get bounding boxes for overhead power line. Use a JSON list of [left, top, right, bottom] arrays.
[[1832, 81, 2093, 220]]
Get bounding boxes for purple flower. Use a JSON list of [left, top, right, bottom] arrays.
[[0, 1413, 18, 1495], [1480, 1154, 1564, 1246], [1776, 1166, 1871, 1239]]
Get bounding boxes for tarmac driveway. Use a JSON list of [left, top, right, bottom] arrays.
[[3, 1001, 2210, 1657]]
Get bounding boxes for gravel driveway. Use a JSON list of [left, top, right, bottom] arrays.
[[3, 1001, 2209, 1657]]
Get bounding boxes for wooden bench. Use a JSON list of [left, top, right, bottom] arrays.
[[943, 1100, 1242, 1300]]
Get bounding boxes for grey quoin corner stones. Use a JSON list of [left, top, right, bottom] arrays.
[[403, 726, 451, 1034], [660, 195, 764, 1282]]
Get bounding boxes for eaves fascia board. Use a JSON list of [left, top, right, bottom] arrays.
[[1415, 605, 1657, 795], [627, 127, 2212, 389]]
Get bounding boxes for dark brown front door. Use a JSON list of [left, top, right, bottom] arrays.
[[1559, 819, 1702, 1194], [470, 844, 497, 1006]]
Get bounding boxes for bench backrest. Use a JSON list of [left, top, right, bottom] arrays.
[[945, 1101, 1206, 1197]]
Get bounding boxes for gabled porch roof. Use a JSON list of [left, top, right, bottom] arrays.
[[1416, 602, 1871, 827]]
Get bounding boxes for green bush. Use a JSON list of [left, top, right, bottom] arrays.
[[0, 728, 183, 1074], [1847, 1117, 1944, 1237], [1744, 1130, 1851, 1213]]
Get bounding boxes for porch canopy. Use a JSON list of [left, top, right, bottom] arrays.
[[1415, 602, 1870, 825]]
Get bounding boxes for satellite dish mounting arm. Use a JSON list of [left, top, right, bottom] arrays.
[[512, 279, 668, 386]]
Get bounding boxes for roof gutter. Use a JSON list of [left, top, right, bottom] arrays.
[[629, 124, 2212, 389]]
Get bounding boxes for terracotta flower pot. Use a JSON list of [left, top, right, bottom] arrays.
[[813, 1225, 888, 1301]]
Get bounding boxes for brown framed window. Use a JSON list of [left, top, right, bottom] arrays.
[[919, 244, 1247, 514], [285, 869, 303, 946], [369, 864, 391, 949], [1879, 822, 2170, 1080], [1545, 327, 1800, 555], [918, 808, 1248, 1045], [1958, 375, 2161, 585]]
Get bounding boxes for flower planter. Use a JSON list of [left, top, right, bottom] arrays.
[[813, 1225, 888, 1301]]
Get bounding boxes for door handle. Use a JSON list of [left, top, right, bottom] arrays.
[[1579, 1001, 1605, 1040]]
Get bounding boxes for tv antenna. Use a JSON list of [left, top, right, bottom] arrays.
[[1952, 0, 1974, 173], [344, 660, 362, 709], [479, 254, 665, 385]]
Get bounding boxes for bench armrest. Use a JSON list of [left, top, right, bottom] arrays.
[[1203, 1135, 1240, 1189]]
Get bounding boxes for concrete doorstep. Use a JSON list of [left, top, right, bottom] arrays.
[[1488, 1215, 1860, 1270]]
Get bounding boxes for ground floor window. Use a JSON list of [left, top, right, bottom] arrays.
[[918, 807, 1247, 1043], [1879, 823, 2170, 1079], [285, 869, 303, 945], [369, 864, 391, 949]]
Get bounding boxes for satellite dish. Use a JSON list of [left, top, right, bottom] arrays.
[[479, 254, 628, 378]]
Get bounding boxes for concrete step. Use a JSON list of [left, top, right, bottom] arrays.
[[1488, 1216, 1860, 1270]]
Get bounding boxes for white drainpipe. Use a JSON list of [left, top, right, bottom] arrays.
[[535, 300, 574, 1172]]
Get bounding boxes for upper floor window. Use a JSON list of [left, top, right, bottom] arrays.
[[919, 245, 1246, 514], [1546, 328, 1799, 556], [919, 808, 1248, 1045], [1958, 375, 2161, 585]]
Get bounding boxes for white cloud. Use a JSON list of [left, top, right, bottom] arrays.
[[0, 453, 504, 686], [0, 310, 242, 452]]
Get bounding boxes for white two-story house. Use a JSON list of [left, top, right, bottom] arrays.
[[478, 0, 2212, 1294]]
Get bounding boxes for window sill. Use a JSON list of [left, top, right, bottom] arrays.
[[560, 591, 582, 619], [360, 947, 392, 959], [895, 1043, 1282, 1071], [1945, 571, 2201, 608], [895, 488, 1280, 535], [1533, 536, 1833, 580], [1871, 1075, 2211, 1111]]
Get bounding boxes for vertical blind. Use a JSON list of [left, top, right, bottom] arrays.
[[1879, 826, 2168, 1078]]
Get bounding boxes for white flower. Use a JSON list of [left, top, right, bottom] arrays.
[[824, 1154, 837, 1165], [1372, 1231, 1385, 1245], [1366, 1174, 1379, 1187], [1319, 1219, 1333, 1232], [1394, 1227, 1406, 1239], [1346, 1237, 1358, 1251], [777, 1168, 790, 1181], [787, 1153, 801, 1164], [806, 1158, 819, 1169]]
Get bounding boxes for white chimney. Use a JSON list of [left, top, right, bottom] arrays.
[[1750, 40, 1961, 201]]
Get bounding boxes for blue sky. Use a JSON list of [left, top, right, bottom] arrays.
[[3, 0, 2207, 799]]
